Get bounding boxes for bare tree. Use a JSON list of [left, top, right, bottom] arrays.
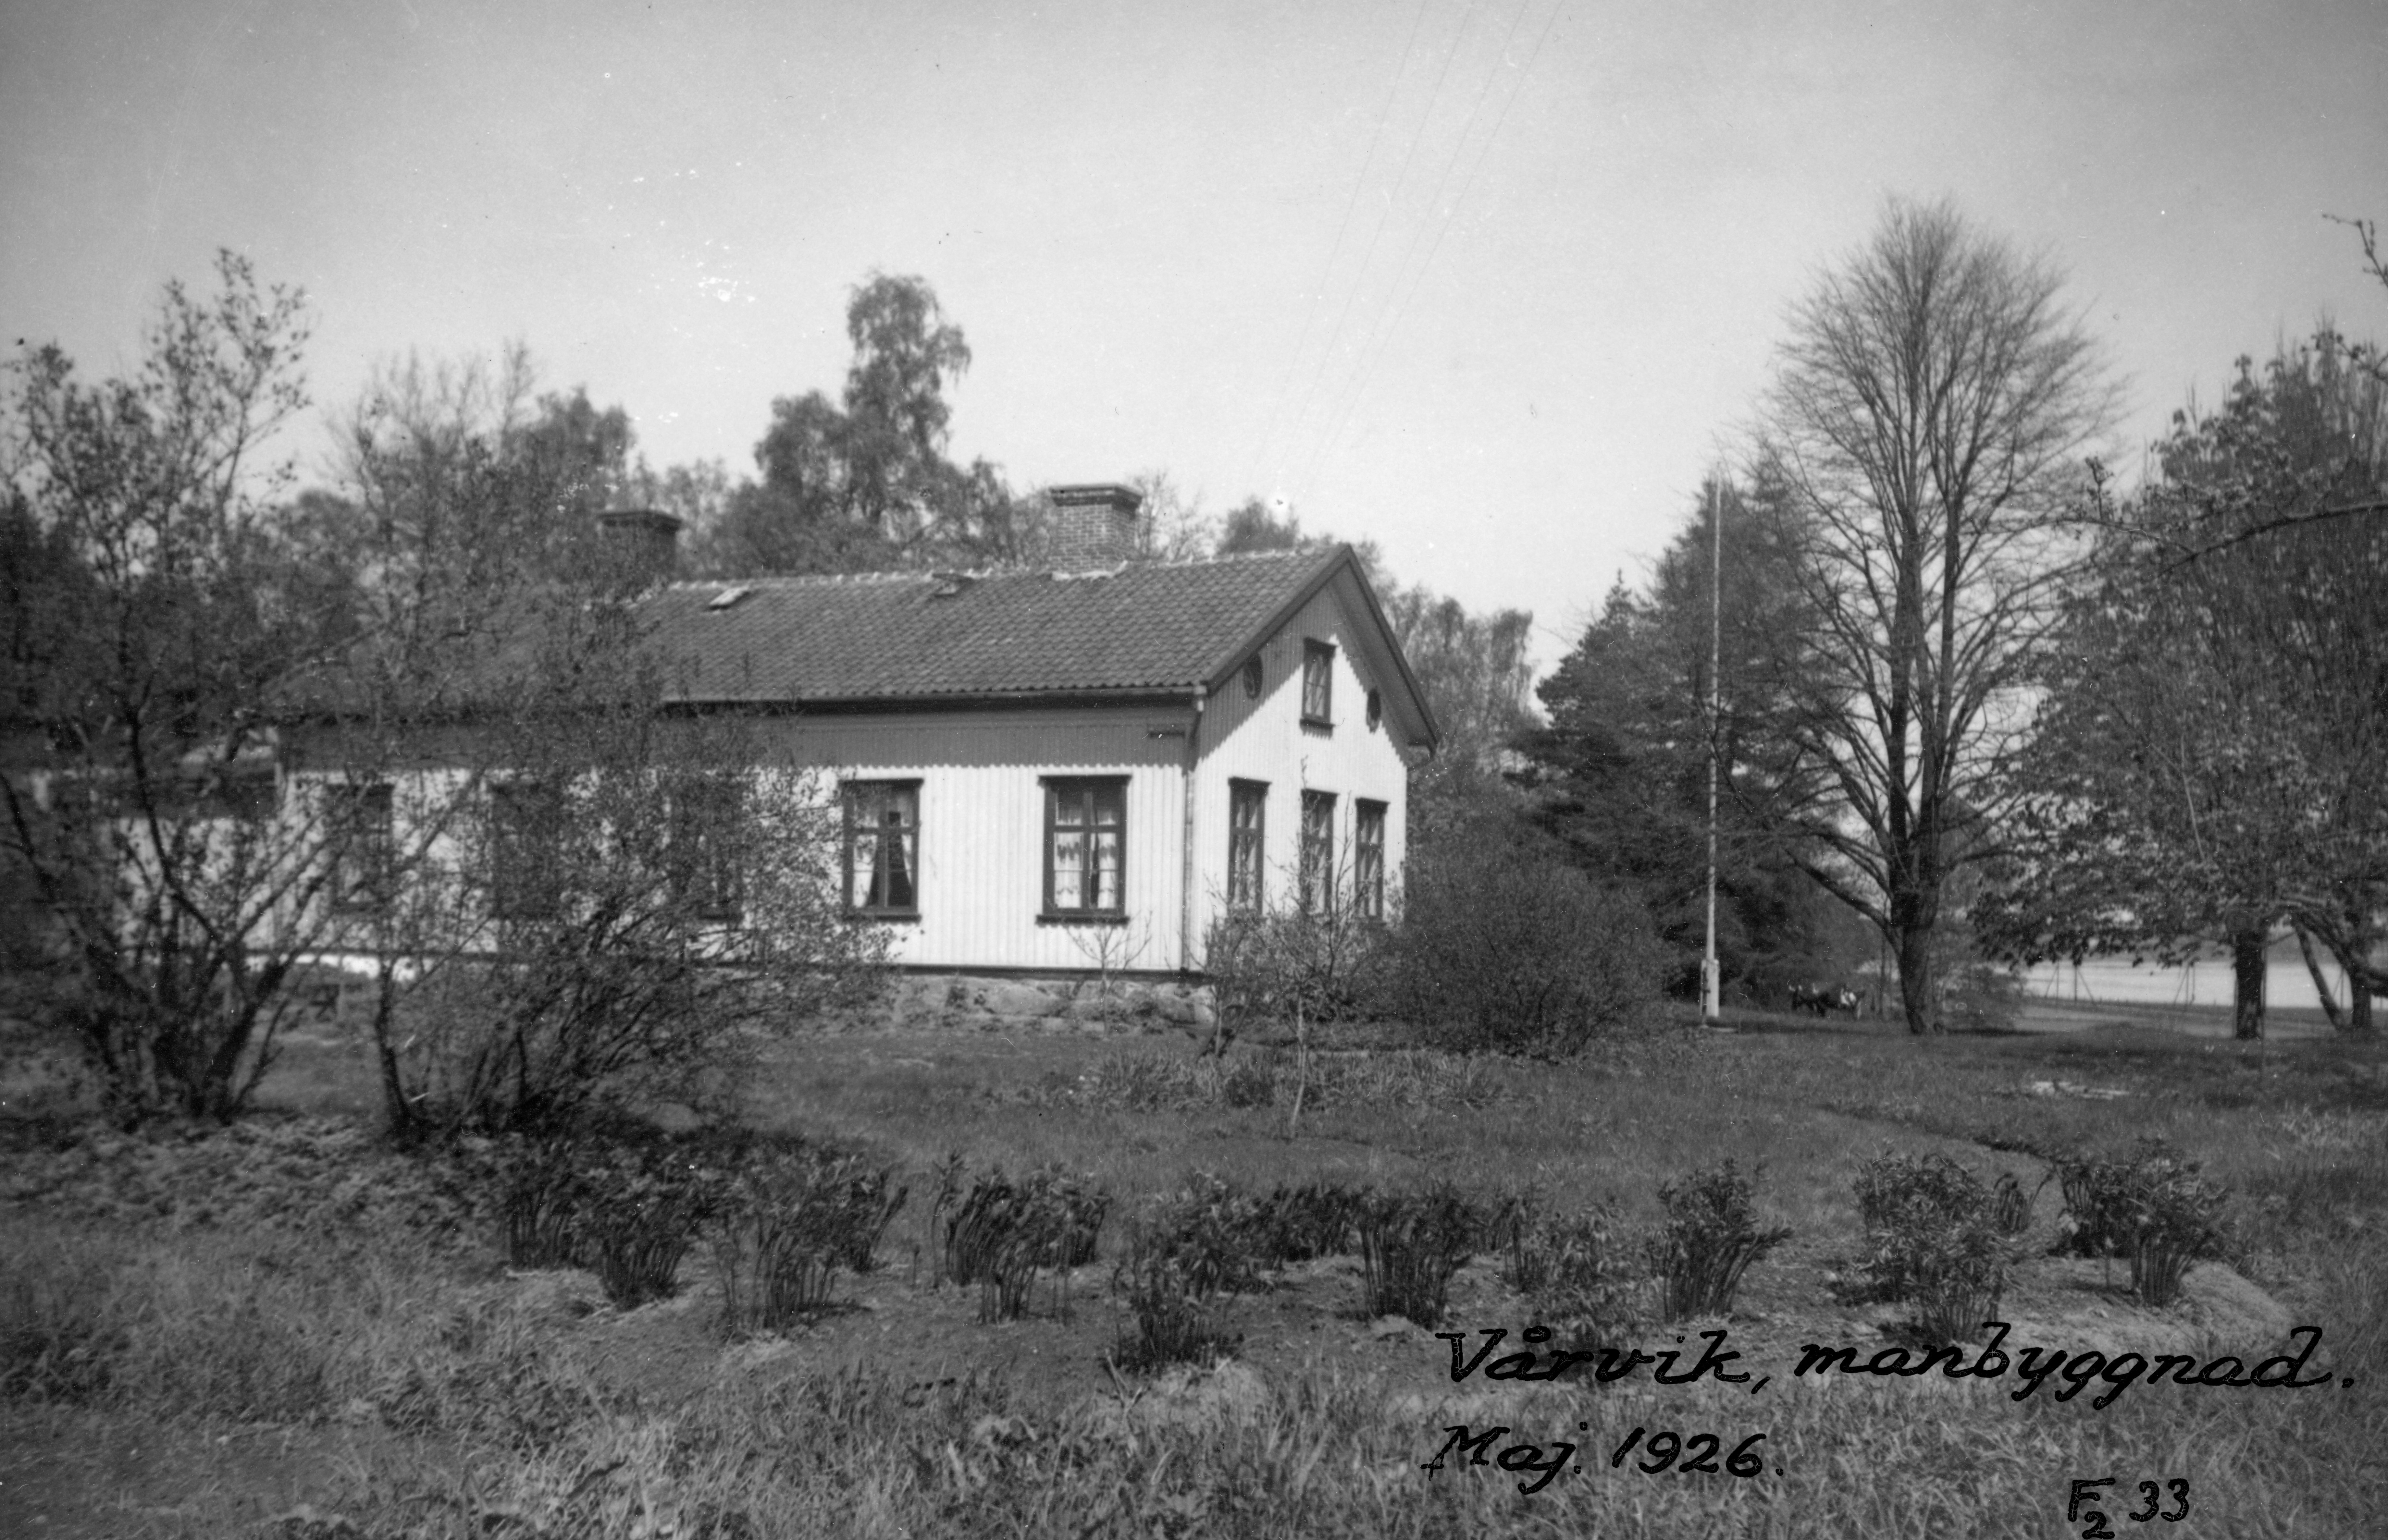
[[1755, 198, 2121, 1033], [0, 254, 397, 1120]]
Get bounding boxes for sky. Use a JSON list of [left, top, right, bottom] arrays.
[[5, 0, 2385, 669]]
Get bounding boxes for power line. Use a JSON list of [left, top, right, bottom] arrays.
[[1293, 0, 1561, 506], [1240, 0, 1434, 500], [1269, 0, 1484, 499]]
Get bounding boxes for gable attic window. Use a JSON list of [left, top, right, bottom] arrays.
[[1366, 688, 1383, 732], [1301, 641, 1335, 727], [1043, 777, 1126, 920], [1241, 656, 1263, 698], [844, 781, 921, 918]]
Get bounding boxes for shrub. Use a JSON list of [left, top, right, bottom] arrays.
[[1938, 960, 2026, 1033], [2052, 1138, 2232, 1304], [1854, 1148, 1988, 1297], [1501, 1199, 1639, 1348], [1851, 1146, 2015, 1342], [499, 1136, 595, 1269], [361, 718, 894, 1140], [712, 1146, 909, 1336], [1384, 822, 1663, 1054], [1249, 1180, 1366, 1266], [1356, 1185, 1485, 1327], [1648, 1161, 1790, 1320], [1109, 1228, 1245, 1373], [1990, 1172, 2035, 1236], [935, 1164, 1108, 1322], [2055, 1140, 2230, 1306], [1205, 901, 1386, 1038], [1107, 1176, 1273, 1372]]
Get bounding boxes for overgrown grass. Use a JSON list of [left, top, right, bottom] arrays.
[[7, 1008, 2386, 1535]]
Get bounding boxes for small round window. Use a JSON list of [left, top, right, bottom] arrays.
[[1241, 657, 1263, 698], [1366, 688, 1383, 731]]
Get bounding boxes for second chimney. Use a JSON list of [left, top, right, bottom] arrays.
[[1046, 483, 1144, 569], [595, 508, 684, 585]]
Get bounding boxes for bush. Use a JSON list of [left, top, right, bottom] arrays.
[[1384, 823, 1663, 1054], [1852, 1146, 2015, 1342], [1107, 1176, 1273, 1372], [1938, 960, 2026, 1033], [712, 1146, 909, 1335], [1499, 1197, 1638, 1348], [363, 717, 894, 1139], [1249, 1180, 1367, 1266], [1991, 1171, 2035, 1235], [499, 1136, 596, 1269], [1647, 1161, 1789, 1320], [934, 1163, 1108, 1322], [1205, 900, 1387, 1039], [1109, 1228, 1246, 1373], [2053, 1139, 2230, 1306], [1356, 1185, 1486, 1327]]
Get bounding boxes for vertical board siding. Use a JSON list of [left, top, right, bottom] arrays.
[[1191, 573, 1412, 966], [750, 708, 1196, 972]]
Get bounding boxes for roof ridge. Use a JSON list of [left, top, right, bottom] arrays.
[[662, 549, 1337, 593], [664, 571, 928, 592]]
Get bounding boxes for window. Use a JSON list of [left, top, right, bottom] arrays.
[[1355, 799, 1387, 920], [1301, 641, 1335, 726], [1228, 779, 1267, 911], [1299, 790, 1336, 913], [1365, 688, 1383, 733], [1240, 656, 1263, 699], [844, 781, 921, 916], [490, 781, 562, 921], [1045, 777, 1126, 917], [671, 776, 745, 922], [330, 782, 393, 912]]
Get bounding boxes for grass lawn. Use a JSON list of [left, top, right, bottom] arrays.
[[4, 1001, 2385, 1537]]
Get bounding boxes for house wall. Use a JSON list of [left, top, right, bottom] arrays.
[[743, 706, 1201, 973], [261, 564, 1419, 981], [1189, 574, 1412, 962]]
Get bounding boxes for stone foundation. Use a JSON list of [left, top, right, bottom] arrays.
[[839, 973, 1219, 1037]]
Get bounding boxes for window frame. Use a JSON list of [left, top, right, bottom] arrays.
[[1298, 789, 1337, 914], [1354, 798, 1388, 921], [329, 780, 395, 914], [842, 779, 923, 920], [670, 774, 747, 924], [1042, 775, 1129, 921], [1301, 640, 1336, 728], [1227, 778, 1268, 912], [489, 779, 563, 923]]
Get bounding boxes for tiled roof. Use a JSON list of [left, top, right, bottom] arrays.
[[639, 549, 1347, 705]]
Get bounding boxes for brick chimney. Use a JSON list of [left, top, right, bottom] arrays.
[[594, 508, 683, 584], [1046, 483, 1144, 569]]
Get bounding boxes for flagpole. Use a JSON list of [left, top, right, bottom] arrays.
[[1702, 478, 1723, 1027]]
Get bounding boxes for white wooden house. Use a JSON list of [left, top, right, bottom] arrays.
[[4, 487, 1438, 986], [637, 485, 1439, 977]]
